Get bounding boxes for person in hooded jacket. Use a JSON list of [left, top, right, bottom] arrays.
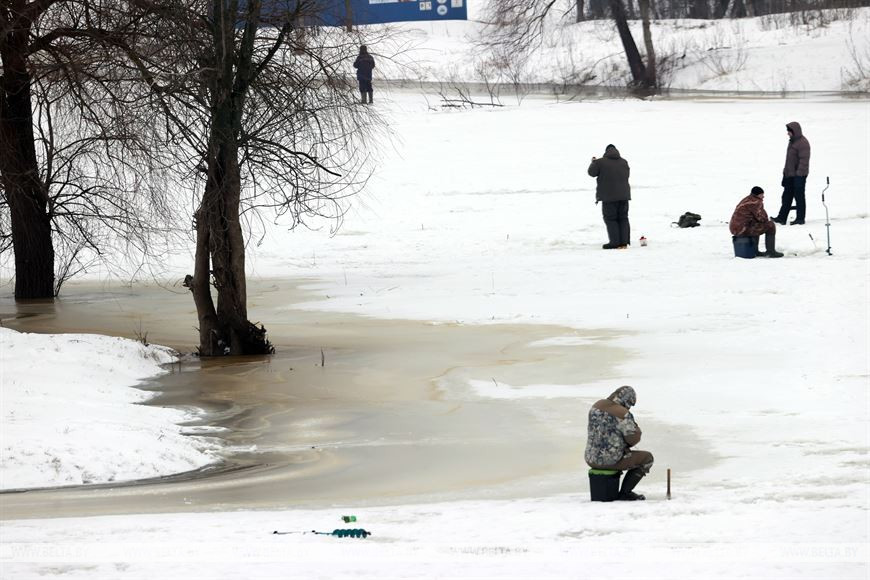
[[588, 144, 631, 249], [585, 386, 653, 501], [773, 121, 811, 226], [730, 186, 784, 258], [353, 45, 376, 104]]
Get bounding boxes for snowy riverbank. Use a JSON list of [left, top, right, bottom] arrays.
[[380, 7, 870, 93], [0, 329, 217, 489]]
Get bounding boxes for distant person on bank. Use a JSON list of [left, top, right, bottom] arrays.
[[730, 186, 784, 258], [353, 45, 376, 104], [585, 386, 653, 501], [773, 121, 811, 226], [588, 144, 631, 249]]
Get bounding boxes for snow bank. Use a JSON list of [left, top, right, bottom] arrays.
[[0, 328, 217, 489]]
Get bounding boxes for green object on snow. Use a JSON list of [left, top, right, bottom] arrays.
[[332, 528, 369, 538], [588, 468, 620, 476], [312, 528, 371, 538]]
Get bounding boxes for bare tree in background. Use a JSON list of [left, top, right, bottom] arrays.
[[0, 1, 176, 299], [480, 0, 658, 91], [119, 0, 383, 355], [638, 0, 657, 87]]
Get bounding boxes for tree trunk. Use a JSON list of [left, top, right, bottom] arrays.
[[609, 0, 648, 87], [589, 0, 609, 19], [688, 0, 710, 18], [187, 0, 272, 356], [576, 0, 585, 22], [639, 0, 657, 88], [0, 8, 55, 299], [188, 112, 272, 356]]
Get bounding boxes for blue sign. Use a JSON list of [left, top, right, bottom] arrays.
[[261, 0, 466, 26], [342, 0, 467, 24]]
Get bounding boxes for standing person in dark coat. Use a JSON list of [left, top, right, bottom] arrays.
[[353, 45, 375, 104], [588, 144, 631, 249], [773, 121, 811, 226], [729, 186, 783, 258], [585, 386, 653, 501]]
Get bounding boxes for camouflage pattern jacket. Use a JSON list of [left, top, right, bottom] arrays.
[[729, 194, 771, 237], [584, 387, 642, 468]]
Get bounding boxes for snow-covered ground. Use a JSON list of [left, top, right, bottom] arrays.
[[2, 9, 869, 579], [0, 329, 217, 489], [3, 90, 867, 579]]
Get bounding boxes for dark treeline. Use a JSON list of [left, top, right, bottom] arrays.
[[578, 0, 869, 20]]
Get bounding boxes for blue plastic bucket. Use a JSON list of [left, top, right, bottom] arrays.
[[733, 236, 757, 259]]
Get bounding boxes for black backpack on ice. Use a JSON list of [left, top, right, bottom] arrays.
[[675, 212, 702, 228]]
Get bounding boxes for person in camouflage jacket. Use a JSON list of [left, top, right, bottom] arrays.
[[585, 386, 653, 500], [729, 186, 783, 258]]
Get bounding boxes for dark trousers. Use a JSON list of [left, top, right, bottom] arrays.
[[358, 79, 373, 103], [776, 176, 807, 222], [602, 200, 630, 246]]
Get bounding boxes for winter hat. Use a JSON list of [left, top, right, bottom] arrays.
[[607, 385, 636, 409], [751, 186, 764, 195], [605, 144, 616, 151]]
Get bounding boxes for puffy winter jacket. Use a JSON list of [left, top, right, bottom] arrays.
[[783, 121, 810, 177], [588, 145, 631, 202], [584, 386, 642, 468]]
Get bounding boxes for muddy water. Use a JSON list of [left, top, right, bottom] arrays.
[[0, 279, 711, 519]]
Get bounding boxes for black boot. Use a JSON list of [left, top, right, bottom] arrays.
[[753, 236, 765, 257], [765, 232, 784, 258], [367, 91, 373, 104], [618, 468, 646, 501]]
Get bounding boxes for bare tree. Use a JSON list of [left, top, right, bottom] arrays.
[[639, 0, 657, 87], [608, 0, 650, 87], [1, 0, 56, 299], [480, 0, 658, 91], [1, 1, 177, 299], [118, 0, 383, 355]]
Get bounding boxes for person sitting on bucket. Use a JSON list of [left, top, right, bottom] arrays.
[[585, 386, 653, 501], [729, 186, 784, 258]]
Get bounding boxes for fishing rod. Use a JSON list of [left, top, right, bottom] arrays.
[[821, 176, 831, 256]]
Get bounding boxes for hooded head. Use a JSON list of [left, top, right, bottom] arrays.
[[786, 121, 803, 141], [359, 45, 369, 54], [607, 385, 636, 409], [604, 144, 620, 159]]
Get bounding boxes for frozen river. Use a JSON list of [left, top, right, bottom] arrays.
[[0, 280, 712, 520]]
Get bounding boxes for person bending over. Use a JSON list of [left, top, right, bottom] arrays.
[[730, 186, 784, 258], [585, 386, 653, 501]]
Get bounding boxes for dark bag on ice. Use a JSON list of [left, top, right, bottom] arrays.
[[675, 212, 702, 228]]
